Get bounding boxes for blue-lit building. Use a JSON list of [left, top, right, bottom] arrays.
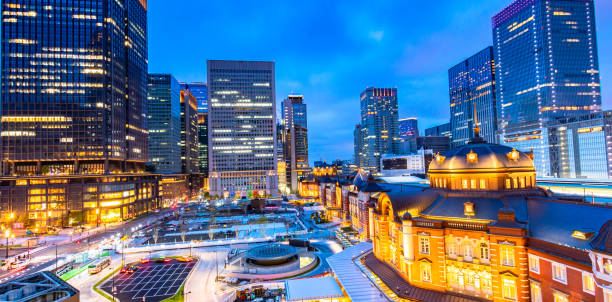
[[147, 74, 182, 174], [0, 0, 160, 228], [179, 83, 208, 174], [449, 46, 497, 147], [493, 0, 601, 175], [547, 112, 610, 179], [359, 87, 399, 173], [424, 123, 451, 138], [398, 118, 419, 140]]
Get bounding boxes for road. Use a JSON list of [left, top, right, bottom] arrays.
[[0, 207, 174, 282]]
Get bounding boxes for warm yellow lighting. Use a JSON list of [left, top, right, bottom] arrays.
[[435, 153, 446, 164], [464, 202, 475, 216], [507, 149, 520, 161], [466, 150, 478, 163]]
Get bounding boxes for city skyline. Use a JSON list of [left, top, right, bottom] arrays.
[[147, 0, 612, 163]]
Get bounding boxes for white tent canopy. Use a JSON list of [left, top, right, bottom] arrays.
[[285, 276, 344, 301]]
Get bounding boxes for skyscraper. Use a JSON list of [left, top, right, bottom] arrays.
[[282, 95, 309, 193], [207, 60, 277, 197], [425, 123, 452, 138], [359, 87, 399, 173], [180, 89, 199, 174], [353, 124, 362, 167], [493, 0, 601, 174], [147, 74, 182, 173], [180, 83, 209, 174], [0, 0, 159, 228], [449, 46, 497, 147], [398, 118, 419, 140]]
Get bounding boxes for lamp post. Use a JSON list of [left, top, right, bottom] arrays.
[[4, 229, 10, 259]]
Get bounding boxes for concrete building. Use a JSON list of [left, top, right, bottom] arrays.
[[359, 87, 400, 173], [0, 271, 79, 302], [147, 74, 182, 174], [207, 60, 278, 197], [380, 151, 429, 177], [282, 95, 309, 193]]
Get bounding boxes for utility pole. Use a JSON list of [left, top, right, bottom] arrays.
[[55, 244, 58, 270]]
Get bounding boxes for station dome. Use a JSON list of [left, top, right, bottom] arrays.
[[428, 139, 536, 192]]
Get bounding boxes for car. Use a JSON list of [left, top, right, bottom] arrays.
[[140, 258, 150, 264], [120, 266, 129, 273], [176, 256, 193, 262], [163, 257, 171, 263], [127, 265, 138, 273]]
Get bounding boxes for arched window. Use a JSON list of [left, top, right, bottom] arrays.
[[479, 243, 489, 259], [470, 179, 476, 189], [462, 179, 468, 189], [505, 178, 511, 189], [479, 179, 486, 189]]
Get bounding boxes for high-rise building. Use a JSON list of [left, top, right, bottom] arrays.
[[276, 123, 287, 192], [147, 74, 182, 174], [180, 83, 208, 174], [282, 95, 309, 193], [399, 118, 419, 140], [180, 82, 208, 112], [179, 89, 199, 174], [197, 112, 208, 176], [449, 46, 497, 147], [547, 112, 609, 178], [0, 0, 159, 228], [493, 0, 601, 175], [359, 87, 399, 173], [353, 124, 362, 167], [425, 123, 452, 138], [207, 60, 278, 197]]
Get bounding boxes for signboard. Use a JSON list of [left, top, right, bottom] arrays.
[[12, 222, 24, 229]]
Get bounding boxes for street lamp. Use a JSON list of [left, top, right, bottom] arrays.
[[4, 229, 10, 259]]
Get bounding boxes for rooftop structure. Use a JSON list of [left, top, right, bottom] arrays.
[[0, 271, 79, 302]]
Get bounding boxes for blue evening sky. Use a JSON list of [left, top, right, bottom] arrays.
[[148, 0, 612, 164]]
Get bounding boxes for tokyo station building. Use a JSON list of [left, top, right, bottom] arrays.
[[360, 135, 612, 301]]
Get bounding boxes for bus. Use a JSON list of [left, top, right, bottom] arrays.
[[88, 257, 111, 274]]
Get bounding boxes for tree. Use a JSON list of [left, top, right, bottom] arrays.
[[153, 227, 159, 245], [255, 216, 268, 238]]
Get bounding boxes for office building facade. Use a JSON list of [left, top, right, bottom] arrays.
[[353, 124, 362, 168], [180, 83, 209, 174], [282, 95, 309, 193], [547, 112, 609, 179], [147, 74, 182, 174], [425, 123, 452, 138], [399, 118, 419, 140], [207, 60, 278, 197], [180, 89, 199, 174], [359, 87, 399, 173], [449, 46, 497, 147], [493, 0, 601, 175], [0, 0, 159, 229]]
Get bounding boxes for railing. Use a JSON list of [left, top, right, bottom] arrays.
[[444, 221, 488, 231]]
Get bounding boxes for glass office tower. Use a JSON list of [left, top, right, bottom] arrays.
[[179, 89, 199, 174], [493, 0, 601, 175], [1, 0, 149, 175], [359, 87, 399, 173], [180, 83, 208, 174], [0, 0, 159, 228], [449, 46, 497, 147], [147, 74, 182, 174], [207, 60, 278, 197], [398, 118, 419, 140], [282, 95, 309, 193]]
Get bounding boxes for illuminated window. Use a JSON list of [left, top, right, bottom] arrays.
[[463, 243, 472, 258], [530, 281, 542, 302], [419, 237, 430, 254], [553, 291, 569, 302], [443, 179, 447, 188], [502, 278, 517, 300], [583, 272, 595, 294], [513, 178, 518, 188], [479, 243, 489, 260], [420, 262, 431, 282], [479, 179, 486, 189], [470, 179, 476, 189], [448, 242, 457, 256], [462, 179, 468, 189], [528, 254, 540, 273], [552, 262, 567, 284], [519, 177, 525, 188], [500, 245, 514, 267], [464, 202, 475, 216], [505, 178, 511, 189]]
